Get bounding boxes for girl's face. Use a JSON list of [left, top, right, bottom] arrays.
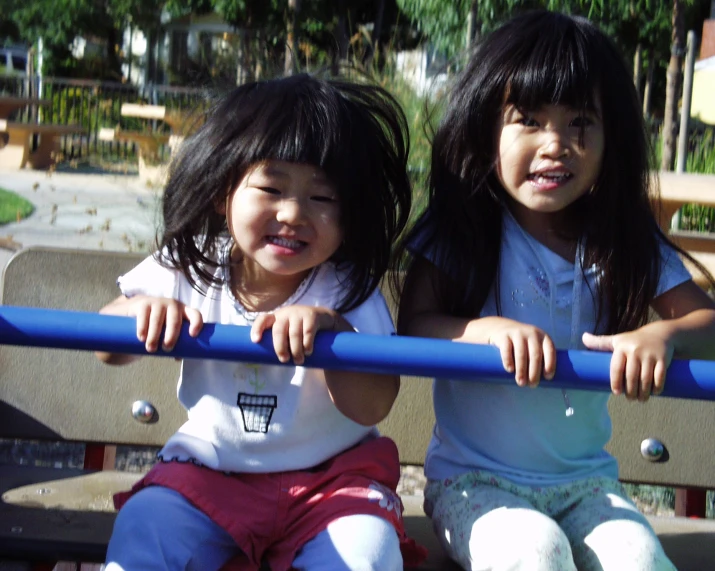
[[219, 160, 343, 287], [495, 101, 604, 231]]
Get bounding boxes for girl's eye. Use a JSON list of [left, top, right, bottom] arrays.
[[260, 187, 281, 195], [311, 195, 338, 203], [517, 115, 539, 127], [570, 116, 593, 128]]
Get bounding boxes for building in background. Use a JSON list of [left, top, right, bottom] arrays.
[[691, 5, 715, 125]]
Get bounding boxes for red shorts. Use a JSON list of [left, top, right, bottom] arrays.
[[114, 436, 427, 570]]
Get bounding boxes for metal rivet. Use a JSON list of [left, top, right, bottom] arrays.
[[36, 488, 51, 495], [132, 400, 157, 423], [640, 438, 665, 462]]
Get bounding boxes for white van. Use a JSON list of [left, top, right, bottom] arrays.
[[0, 45, 28, 73]]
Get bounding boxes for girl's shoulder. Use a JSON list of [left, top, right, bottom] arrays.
[[313, 262, 394, 336], [118, 237, 228, 300]]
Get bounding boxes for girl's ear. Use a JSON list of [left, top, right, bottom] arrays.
[[214, 195, 227, 215]]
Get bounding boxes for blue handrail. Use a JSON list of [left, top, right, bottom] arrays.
[[0, 305, 714, 400]]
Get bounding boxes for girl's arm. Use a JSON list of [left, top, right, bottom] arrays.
[[96, 294, 203, 366], [251, 307, 399, 426], [324, 314, 400, 427], [398, 257, 557, 387], [583, 279, 715, 400]]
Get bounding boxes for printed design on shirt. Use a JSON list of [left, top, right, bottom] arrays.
[[510, 265, 571, 310], [234, 363, 278, 433], [367, 481, 402, 520]]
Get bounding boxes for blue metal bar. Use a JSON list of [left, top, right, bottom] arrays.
[[0, 306, 714, 400]]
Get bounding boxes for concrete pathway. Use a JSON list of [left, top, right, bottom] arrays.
[[0, 166, 161, 277]]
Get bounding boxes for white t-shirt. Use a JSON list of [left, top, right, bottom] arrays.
[[118, 238, 395, 473], [412, 210, 693, 485]]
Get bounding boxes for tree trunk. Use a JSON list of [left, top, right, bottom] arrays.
[[332, 0, 349, 75], [364, 0, 385, 68], [643, 53, 654, 118], [661, 0, 685, 171], [284, 0, 300, 76], [633, 43, 642, 99], [106, 26, 122, 80], [465, 1, 478, 48]]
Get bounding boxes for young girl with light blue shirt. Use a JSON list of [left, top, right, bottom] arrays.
[[397, 11, 715, 571]]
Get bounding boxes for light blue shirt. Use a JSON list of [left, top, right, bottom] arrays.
[[412, 210, 692, 485]]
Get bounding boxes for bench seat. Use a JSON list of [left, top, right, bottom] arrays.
[[1, 471, 714, 569], [0, 120, 85, 169]]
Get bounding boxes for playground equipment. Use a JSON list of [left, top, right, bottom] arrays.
[[0, 246, 713, 569], [1, 305, 714, 401]]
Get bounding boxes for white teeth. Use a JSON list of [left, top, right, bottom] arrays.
[[533, 173, 570, 183], [269, 236, 303, 248]]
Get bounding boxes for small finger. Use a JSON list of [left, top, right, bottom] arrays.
[[162, 304, 182, 351], [638, 357, 656, 402], [302, 315, 319, 357], [512, 337, 528, 387], [652, 360, 667, 396], [184, 307, 204, 337], [610, 352, 627, 395], [250, 314, 271, 343], [288, 317, 305, 365], [145, 304, 167, 352], [135, 306, 150, 344], [495, 337, 515, 375], [624, 358, 641, 401], [542, 336, 557, 380], [526, 336, 543, 387], [272, 318, 291, 363]]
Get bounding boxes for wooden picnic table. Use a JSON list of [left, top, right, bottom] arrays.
[[0, 118, 84, 169], [120, 103, 196, 136], [657, 171, 715, 228], [0, 96, 50, 120]]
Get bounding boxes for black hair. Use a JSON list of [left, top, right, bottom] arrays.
[[158, 71, 411, 313], [400, 10, 712, 334]]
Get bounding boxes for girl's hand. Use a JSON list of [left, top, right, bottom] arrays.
[[582, 329, 674, 401], [250, 305, 340, 365], [482, 319, 557, 387], [99, 295, 204, 353]]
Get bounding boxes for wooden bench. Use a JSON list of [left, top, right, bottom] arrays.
[[0, 120, 85, 170], [98, 127, 170, 186], [98, 103, 198, 186], [0, 246, 714, 570], [658, 171, 715, 290]]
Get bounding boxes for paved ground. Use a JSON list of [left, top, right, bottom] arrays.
[[0, 165, 161, 295]]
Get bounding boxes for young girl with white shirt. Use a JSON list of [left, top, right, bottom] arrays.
[[97, 73, 426, 571], [397, 11, 715, 571]]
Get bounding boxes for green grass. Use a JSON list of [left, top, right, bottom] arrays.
[[679, 129, 715, 232], [0, 187, 34, 225]]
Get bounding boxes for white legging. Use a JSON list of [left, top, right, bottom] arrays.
[[424, 472, 676, 571], [104, 486, 402, 571]]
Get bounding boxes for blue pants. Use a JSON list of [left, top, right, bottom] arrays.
[[104, 486, 402, 571]]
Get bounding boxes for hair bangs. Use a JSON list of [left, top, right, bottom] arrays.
[[229, 77, 355, 187], [504, 20, 601, 114]]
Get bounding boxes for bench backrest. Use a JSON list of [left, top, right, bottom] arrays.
[[1, 246, 713, 490], [0, 247, 184, 446]]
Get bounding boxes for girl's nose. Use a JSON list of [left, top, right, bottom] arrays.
[[275, 198, 306, 224], [538, 134, 570, 160]]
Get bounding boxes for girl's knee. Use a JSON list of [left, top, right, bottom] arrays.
[[329, 514, 402, 571], [466, 508, 575, 571], [579, 518, 676, 571], [294, 514, 402, 571]]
